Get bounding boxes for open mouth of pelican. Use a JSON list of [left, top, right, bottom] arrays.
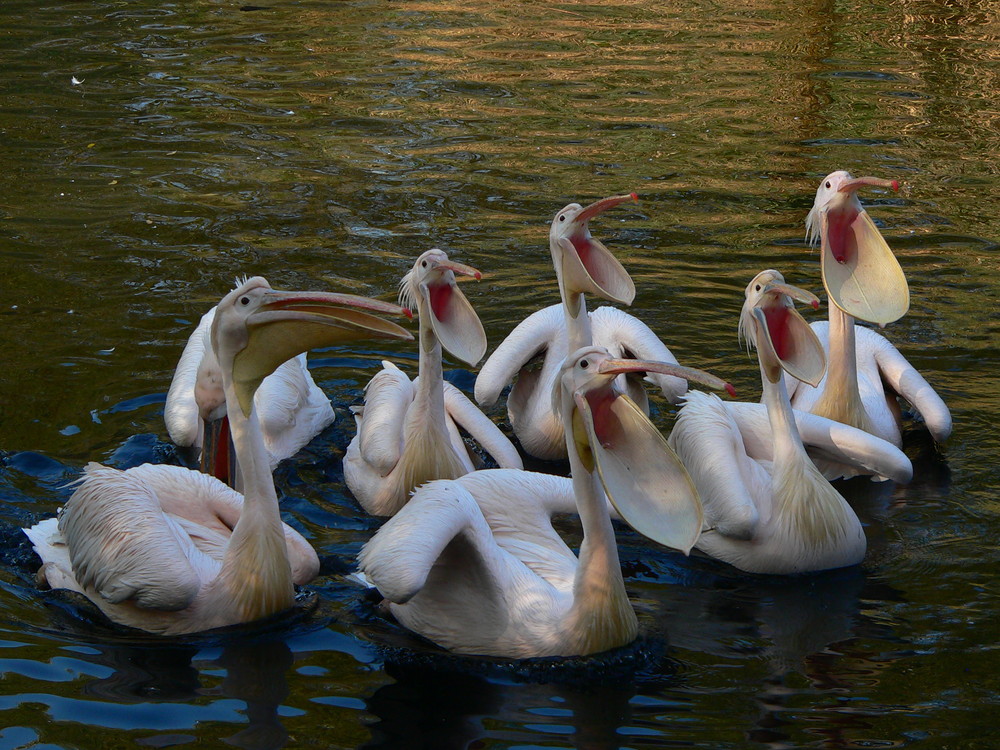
[[750, 282, 826, 386], [819, 178, 909, 326], [421, 259, 487, 367], [558, 194, 638, 305], [570, 357, 732, 554]]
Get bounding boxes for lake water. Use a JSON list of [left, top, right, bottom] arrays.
[[0, 0, 997, 747]]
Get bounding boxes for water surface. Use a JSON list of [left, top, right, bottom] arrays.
[[0, 0, 997, 747]]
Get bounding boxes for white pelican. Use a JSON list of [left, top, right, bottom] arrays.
[[359, 346, 734, 658], [345, 249, 522, 517], [165, 299, 373, 485], [24, 277, 413, 635], [670, 270, 875, 574], [787, 171, 951, 451], [475, 195, 687, 461]]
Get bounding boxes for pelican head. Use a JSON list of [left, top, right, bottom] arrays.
[[804, 171, 908, 326], [398, 248, 487, 366], [549, 194, 638, 308], [739, 270, 826, 387], [211, 276, 413, 416], [557, 345, 733, 553]]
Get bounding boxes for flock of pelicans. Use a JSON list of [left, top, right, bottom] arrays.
[[23, 171, 951, 660]]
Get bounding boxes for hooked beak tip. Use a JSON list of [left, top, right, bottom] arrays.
[[403, 307, 414, 320], [725, 383, 737, 398], [891, 180, 900, 192], [630, 192, 639, 202], [811, 299, 820, 310], [473, 270, 482, 281]]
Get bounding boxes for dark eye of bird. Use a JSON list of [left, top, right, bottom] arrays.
[[580, 359, 589, 369], [240, 296, 250, 306], [755, 284, 761, 292], [559, 215, 566, 222], [421, 261, 427, 268], [825, 181, 831, 189]]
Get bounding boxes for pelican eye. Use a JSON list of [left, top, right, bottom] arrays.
[[755, 284, 761, 292], [240, 296, 250, 306], [421, 260, 427, 268], [825, 181, 831, 189], [559, 214, 566, 222], [579, 359, 589, 369]]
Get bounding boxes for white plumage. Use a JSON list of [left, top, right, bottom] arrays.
[[359, 346, 717, 658], [669, 270, 882, 574], [475, 195, 686, 461], [345, 249, 522, 517], [795, 170, 951, 451], [25, 277, 412, 635]]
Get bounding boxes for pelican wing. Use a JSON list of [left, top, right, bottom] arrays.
[[356, 362, 415, 475], [725, 402, 912, 483], [591, 306, 687, 403], [58, 463, 212, 610], [164, 308, 216, 448], [871, 336, 952, 443], [253, 355, 334, 466], [668, 391, 766, 540], [358, 479, 510, 604], [474, 304, 564, 408], [442, 383, 523, 470]]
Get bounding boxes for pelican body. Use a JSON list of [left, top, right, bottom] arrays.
[[25, 278, 413, 635], [345, 249, 522, 517], [792, 171, 951, 450], [359, 347, 725, 659], [670, 271, 872, 574], [476, 195, 687, 461]]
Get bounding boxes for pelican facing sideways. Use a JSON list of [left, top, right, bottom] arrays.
[[787, 171, 951, 451], [475, 194, 687, 461], [670, 271, 876, 574], [165, 301, 349, 486], [25, 278, 413, 635], [359, 346, 735, 658], [345, 249, 522, 517]]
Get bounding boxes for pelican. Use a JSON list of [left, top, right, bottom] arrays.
[[345, 249, 522, 517], [670, 270, 879, 574], [475, 194, 687, 461], [358, 346, 734, 658], [165, 302, 353, 486], [24, 277, 413, 635], [787, 171, 951, 452]]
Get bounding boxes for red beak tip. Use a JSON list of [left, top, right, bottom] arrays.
[[474, 271, 483, 281], [403, 307, 414, 319], [725, 383, 737, 398], [811, 300, 820, 310], [630, 192, 639, 202], [891, 180, 900, 192]]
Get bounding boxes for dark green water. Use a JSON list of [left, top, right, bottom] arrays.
[[0, 0, 997, 747]]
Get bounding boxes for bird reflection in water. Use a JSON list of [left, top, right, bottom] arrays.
[[361, 660, 652, 750], [78, 637, 295, 750]]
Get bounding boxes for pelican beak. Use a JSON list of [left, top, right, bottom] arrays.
[[232, 291, 413, 416], [753, 282, 827, 386], [421, 258, 488, 366], [555, 193, 638, 307], [819, 177, 909, 326], [572, 358, 733, 554]]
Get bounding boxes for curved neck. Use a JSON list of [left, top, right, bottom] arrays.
[[560, 285, 593, 353], [812, 304, 873, 433], [562, 396, 638, 653], [761, 365, 808, 469], [215, 377, 294, 619], [415, 306, 448, 432]]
